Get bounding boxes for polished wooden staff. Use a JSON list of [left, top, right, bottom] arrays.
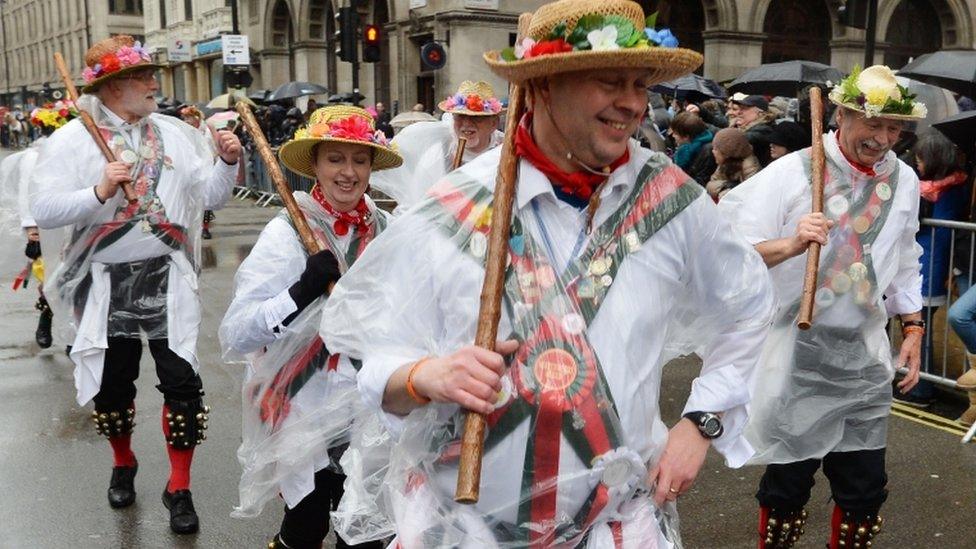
[[451, 136, 468, 170], [53, 52, 138, 204], [236, 101, 320, 255], [455, 13, 531, 505], [797, 86, 826, 330]]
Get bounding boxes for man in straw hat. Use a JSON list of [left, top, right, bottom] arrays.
[[319, 1, 775, 546], [720, 65, 926, 548], [371, 80, 505, 211], [221, 105, 398, 549], [29, 35, 241, 534]]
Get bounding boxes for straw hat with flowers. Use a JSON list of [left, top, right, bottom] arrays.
[[279, 105, 403, 179], [828, 65, 927, 121], [438, 81, 505, 116], [484, 0, 702, 84], [81, 35, 162, 93]]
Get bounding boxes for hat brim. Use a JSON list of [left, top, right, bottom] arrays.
[[81, 62, 165, 93], [436, 100, 505, 116], [829, 97, 925, 121], [279, 137, 403, 180], [484, 47, 702, 85]]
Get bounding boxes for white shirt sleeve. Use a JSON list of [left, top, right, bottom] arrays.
[[884, 171, 924, 317]]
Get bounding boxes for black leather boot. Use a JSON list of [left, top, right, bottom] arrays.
[[107, 461, 138, 508], [35, 297, 52, 348], [162, 488, 199, 534]]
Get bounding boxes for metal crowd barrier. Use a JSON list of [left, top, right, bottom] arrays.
[[235, 149, 396, 209]]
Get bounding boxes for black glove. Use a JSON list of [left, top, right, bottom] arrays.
[[287, 249, 341, 318], [25, 240, 41, 260]]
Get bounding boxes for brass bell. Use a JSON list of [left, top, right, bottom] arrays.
[[109, 412, 119, 419], [175, 415, 184, 422], [201, 433, 207, 440], [768, 518, 777, 527], [857, 526, 867, 536], [204, 405, 211, 413], [166, 412, 173, 419], [195, 413, 204, 421], [201, 423, 208, 430]]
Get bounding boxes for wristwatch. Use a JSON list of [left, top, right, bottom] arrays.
[[683, 411, 724, 439]]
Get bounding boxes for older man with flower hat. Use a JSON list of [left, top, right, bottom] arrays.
[[29, 35, 241, 534], [0, 101, 77, 348], [221, 105, 398, 549], [720, 65, 926, 548], [320, 1, 775, 547], [371, 81, 504, 210]]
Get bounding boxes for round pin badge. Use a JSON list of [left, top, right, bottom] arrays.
[[815, 287, 836, 307], [469, 232, 488, 258], [848, 262, 868, 281], [120, 150, 139, 164], [831, 272, 853, 294], [852, 216, 870, 234], [624, 232, 641, 254], [601, 457, 634, 489], [536, 265, 556, 289], [589, 257, 610, 276], [827, 195, 849, 217], [875, 183, 892, 201], [601, 274, 613, 288], [561, 313, 585, 335]]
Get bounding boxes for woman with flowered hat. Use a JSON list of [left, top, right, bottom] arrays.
[[319, 1, 775, 547], [220, 105, 398, 549], [370, 80, 505, 212], [720, 64, 926, 548], [29, 34, 242, 535], [0, 101, 78, 349]]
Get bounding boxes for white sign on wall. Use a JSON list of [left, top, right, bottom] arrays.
[[222, 34, 250, 66], [409, 0, 427, 8], [169, 39, 191, 62], [464, 0, 498, 9]]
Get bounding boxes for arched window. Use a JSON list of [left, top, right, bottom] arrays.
[[762, 0, 831, 65], [271, 0, 293, 48], [884, 0, 943, 69]]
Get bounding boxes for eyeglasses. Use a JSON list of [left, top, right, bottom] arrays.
[[127, 70, 157, 83]]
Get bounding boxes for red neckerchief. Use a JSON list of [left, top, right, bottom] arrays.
[[834, 129, 877, 177], [920, 170, 968, 203], [311, 185, 370, 236], [515, 112, 629, 201]]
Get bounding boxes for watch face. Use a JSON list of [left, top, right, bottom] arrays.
[[702, 416, 722, 437]]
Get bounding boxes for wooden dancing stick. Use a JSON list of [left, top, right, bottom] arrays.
[[236, 101, 321, 255], [455, 13, 531, 505], [450, 136, 468, 171], [797, 86, 827, 330], [53, 52, 138, 204]]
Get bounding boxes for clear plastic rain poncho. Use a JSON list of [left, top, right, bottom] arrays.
[[30, 94, 235, 404], [321, 144, 775, 548], [720, 131, 923, 464], [370, 118, 504, 212], [219, 191, 389, 516]]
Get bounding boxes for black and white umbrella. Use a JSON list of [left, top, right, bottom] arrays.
[[267, 81, 329, 101], [932, 110, 976, 151], [651, 74, 727, 102]]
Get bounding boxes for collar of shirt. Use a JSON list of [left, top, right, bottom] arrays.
[[515, 141, 640, 214], [99, 104, 145, 149]]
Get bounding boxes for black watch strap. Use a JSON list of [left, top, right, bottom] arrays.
[[901, 319, 925, 328], [683, 411, 724, 439]]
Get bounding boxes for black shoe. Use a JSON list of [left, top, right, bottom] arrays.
[[162, 488, 199, 534], [201, 227, 212, 240], [107, 461, 138, 508], [35, 309, 53, 348], [893, 391, 934, 409], [267, 534, 288, 548]]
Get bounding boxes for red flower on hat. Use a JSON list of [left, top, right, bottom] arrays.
[[525, 38, 573, 59], [465, 95, 484, 112], [328, 115, 374, 142], [100, 53, 121, 75]]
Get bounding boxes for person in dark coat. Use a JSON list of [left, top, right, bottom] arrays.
[[732, 95, 775, 167], [669, 111, 715, 187], [768, 121, 810, 162]]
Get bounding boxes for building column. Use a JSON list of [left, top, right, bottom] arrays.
[[194, 60, 210, 101], [160, 67, 175, 100], [182, 63, 197, 103], [291, 42, 328, 84], [702, 31, 765, 83], [260, 50, 292, 90]]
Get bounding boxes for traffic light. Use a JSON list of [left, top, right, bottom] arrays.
[[335, 6, 358, 63], [363, 24, 381, 63]]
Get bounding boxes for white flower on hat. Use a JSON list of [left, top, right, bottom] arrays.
[[856, 65, 901, 107], [587, 25, 620, 52]]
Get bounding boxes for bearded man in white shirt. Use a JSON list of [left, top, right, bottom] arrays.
[[29, 35, 241, 535], [319, 1, 776, 547], [720, 65, 925, 549]]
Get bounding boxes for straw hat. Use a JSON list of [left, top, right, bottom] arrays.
[[279, 105, 403, 179], [81, 35, 162, 93], [484, 0, 702, 84], [437, 81, 504, 116], [828, 65, 926, 121]]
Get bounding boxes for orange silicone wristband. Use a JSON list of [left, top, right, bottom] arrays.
[[406, 357, 432, 405], [902, 325, 925, 338]]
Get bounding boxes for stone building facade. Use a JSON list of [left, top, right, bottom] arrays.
[[0, 0, 145, 106]]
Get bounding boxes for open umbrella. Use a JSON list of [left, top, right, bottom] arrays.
[[651, 74, 726, 102], [267, 81, 328, 101], [932, 110, 976, 151], [206, 93, 256, 109], [728, 60, 844, 97], [897, 51, 976, 99], [247, 88, 272, 103], [895, 76, 958, 132], [390, 111, 438, 129]]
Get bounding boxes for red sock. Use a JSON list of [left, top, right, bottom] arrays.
[[161, 404, 195, 493], [109, 434, 136, 467]]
